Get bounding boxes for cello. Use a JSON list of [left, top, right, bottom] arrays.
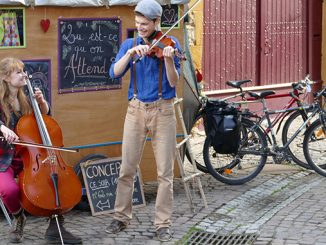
[[15, 76, 82, 217]]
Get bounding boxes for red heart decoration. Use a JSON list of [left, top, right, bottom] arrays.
[[40, 19, 50, 33]]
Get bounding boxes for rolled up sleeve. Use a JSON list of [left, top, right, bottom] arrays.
[[109, 39, 134, 79]]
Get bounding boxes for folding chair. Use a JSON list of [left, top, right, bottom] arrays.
[[0, 197, 12, 227]]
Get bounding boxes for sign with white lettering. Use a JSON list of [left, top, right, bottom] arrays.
[[161, 4, 180, 29], [80, 157, 145, 216], [58, 18, 121, 93], [23, 59, 51, 105]]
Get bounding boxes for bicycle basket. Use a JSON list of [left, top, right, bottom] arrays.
[[205, 100, 241, 154]]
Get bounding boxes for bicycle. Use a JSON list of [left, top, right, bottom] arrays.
[[203, 81, 326, 185], [185, 79, 251, 173], [187, 75, 314, 174], [302, 90, 326, 177]]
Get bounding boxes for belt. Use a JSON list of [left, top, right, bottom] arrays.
[[131, 98, 174, 109]]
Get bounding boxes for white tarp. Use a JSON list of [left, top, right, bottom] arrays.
[[34, 0, 106, 7], [0, 0, 189, 6], [0, 0, 29, 5], [109, 0, 189, 6]]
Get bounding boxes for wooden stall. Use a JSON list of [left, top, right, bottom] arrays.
[[0, 1, 187, 182]]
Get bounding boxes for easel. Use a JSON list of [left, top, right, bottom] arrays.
[[174, 96, 207, 212]]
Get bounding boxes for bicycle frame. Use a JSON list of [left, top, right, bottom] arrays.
[[259, 91, 307, 134], [231, 96, 304, 143], [241, 87, 310, 134], [241, 83, 325, 156], [254, 102, 320, 150]]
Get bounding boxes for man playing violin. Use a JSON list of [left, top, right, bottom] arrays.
[[105, 0, 182, 242], [0, 57, 81, 244]]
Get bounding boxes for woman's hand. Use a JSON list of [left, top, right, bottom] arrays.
[[0, 125, 19, 144], [33, 88, 47, 105], [33, 88, 49, 114]]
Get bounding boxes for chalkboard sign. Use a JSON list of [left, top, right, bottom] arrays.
[[80, 157, 145, 216], [127, 28, 137, 39], [23, 59, 51, 105], [58, 18, 121, 93], [161, 4, 180, 29]]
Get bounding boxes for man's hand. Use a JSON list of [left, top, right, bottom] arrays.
[[163, 46, 175, 59], [128, 44, 150, 58]]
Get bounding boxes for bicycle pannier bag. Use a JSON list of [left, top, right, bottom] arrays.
[[205, 100, 240, 154]]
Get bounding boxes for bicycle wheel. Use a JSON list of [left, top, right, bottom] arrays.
[[303, 119, 326, 176], [185, 114, 209, 173], [203, 118, 268, 185], [281, 109, 317, 169]]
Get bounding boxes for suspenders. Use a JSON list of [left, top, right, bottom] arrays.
[[132, 37, 163, 99]]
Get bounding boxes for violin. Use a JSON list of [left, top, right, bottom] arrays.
[[133, 31, 185, 64], [146, 31, 186, 60], [133, 0, 202, 64], [15, 76, 82, 217]]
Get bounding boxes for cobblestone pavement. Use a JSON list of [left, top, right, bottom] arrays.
[[1, 163, 326, 245]]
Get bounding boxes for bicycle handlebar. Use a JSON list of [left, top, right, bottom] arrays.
[[291, 74, 312, 92]]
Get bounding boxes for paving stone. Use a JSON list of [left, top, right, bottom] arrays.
[[1, 163, 326, 244]]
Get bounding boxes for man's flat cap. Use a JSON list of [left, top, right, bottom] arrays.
[[135, 0, 163, 20]]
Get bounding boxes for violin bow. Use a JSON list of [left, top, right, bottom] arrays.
[[133, 0, 202, 64], [0, 137, 78, 153]]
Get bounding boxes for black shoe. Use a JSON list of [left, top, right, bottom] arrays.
[[105, 219, 127, 234], [44, 215, 82, 244], [157, 227, 172, 242]]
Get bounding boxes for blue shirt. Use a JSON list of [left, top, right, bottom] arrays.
[[109, 36, 181, 102]]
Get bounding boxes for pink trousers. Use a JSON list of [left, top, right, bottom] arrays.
[[0, 159, 23, 214]]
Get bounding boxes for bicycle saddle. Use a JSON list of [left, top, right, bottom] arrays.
[[248, 90, 275, 99], [226, 79, 252, 89]]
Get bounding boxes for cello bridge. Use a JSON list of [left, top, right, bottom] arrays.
[[42, 155, 57, 165]]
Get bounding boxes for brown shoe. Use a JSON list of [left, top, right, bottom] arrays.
[[157, 227, 172, 242], [105, 219, 127, 234], [9, 209, 26, 243]]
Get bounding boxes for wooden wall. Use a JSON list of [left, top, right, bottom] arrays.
[[0, 5, 184, 182], [186, 0, 203, 71]]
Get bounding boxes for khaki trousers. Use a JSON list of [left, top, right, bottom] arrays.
[[114, 98, 177, 229]]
